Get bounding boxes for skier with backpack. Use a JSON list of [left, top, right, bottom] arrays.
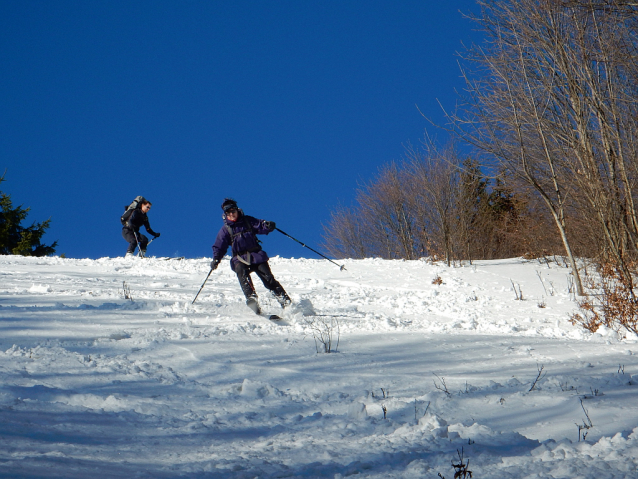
[[121, 196, 160, 258], [211, 198, 291, 315]]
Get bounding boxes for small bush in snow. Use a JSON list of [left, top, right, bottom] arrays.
[[577, 398, 594, 442], [122, 281, 133, 301], [510, 280, 524, 300], [433, 373, 451, 397], [304, 316, 340, 353], [438, 448, 473, 479], [570, 263, 638, 336], [570, 298, 600, 332], [414, 399, 431, 421], [528, 364, 546, 392]]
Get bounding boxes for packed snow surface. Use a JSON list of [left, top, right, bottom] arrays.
[[1, 254, 638, 478]]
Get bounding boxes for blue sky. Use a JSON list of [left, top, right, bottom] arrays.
[[1, 0, 480, 260]]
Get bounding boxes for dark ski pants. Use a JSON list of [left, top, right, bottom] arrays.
[[122, 227, 148, 254], [233, 261, 288, 300]]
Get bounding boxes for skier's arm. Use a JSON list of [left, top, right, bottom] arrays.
[[212, 228, 230, 260], [144, 217, 159, 237], [250, 216, 273, 235]]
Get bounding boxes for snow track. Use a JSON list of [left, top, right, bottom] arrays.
[[1, 255, 638, 477]]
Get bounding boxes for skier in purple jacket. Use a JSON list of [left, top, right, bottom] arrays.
[[211, 198, 291, 315]]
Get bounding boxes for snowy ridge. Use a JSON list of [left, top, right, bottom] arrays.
[[1, 255, 637, 478]]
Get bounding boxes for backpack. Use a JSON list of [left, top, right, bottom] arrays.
[[120, 196, 146, 226]]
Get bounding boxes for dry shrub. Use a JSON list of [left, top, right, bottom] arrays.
[[570, 298, 603, 333], [523, 250, 550, 261], [570, 264, 638, 336], [432, 275, 444, 285]]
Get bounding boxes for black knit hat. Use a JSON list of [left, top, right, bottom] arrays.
[[221, 198, 238, 213]]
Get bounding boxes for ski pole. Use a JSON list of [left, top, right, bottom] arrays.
[[275, 228, 346, 271], [146, 235, 160, 247], [133, 231, 142, 256], [192, 267, 214, 304]]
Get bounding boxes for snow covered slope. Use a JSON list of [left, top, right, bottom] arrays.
[[1, 255, 637, 478]]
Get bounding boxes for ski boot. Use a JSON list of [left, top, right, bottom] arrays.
[[275, 293, 292, 308], [246, 295, 261, 315]]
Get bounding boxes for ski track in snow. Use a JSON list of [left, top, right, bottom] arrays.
[[1, 255, 638, 478]]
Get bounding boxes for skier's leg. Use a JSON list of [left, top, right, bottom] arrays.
[[254, 262, 291, 307], [122, 228, 137, 256], [234, 261, 258, 296], [234, 263, 261, 314], [138, 234, 149, 257]]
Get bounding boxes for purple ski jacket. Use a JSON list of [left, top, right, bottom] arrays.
[[212, 213, 272, 270]]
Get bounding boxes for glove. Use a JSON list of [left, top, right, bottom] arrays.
[[211, 259, 220, 270], [153, 232, 161, 238], [265, 221, 276, 232]]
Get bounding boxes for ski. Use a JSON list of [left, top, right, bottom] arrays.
[[246, 297, 283, 321]]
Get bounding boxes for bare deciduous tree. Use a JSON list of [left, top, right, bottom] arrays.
[[447, 0, 636, 295], [403, 142, 460, 265], [321, 139, 546, 262]]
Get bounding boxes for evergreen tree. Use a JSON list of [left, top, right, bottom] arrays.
[[0, 173, 57, 256]]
